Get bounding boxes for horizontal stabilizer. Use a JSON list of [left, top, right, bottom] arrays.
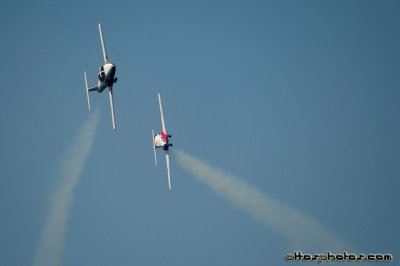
[[152, 130, 157, 166], [84, 71, 91, 110]]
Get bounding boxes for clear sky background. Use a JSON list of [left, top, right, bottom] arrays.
[[1, 1, 399, 265]]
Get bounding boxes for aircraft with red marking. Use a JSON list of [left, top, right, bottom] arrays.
[[152, 93, 173, 190], [84, 23, 118, 131]]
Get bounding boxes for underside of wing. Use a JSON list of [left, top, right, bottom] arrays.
[[166, 151, 171, 191], [158, 93, 167, 134], [109, 87, 116, 131], [98, 23, 108, 64]]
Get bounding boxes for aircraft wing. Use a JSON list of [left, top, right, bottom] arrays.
[[98, 23, 108, 64], [166, 150, 171, 191], [158, 93, 166, 134], [108, 87, 116, 131]]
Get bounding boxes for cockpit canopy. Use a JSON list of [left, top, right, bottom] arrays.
[[98, 65, 105, 81]]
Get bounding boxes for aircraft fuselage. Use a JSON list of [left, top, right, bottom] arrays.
[[97, 63, 116, 92]]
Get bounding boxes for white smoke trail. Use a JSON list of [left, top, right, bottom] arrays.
[[175, 149, 355, 253], [32, 109, 100, 266]]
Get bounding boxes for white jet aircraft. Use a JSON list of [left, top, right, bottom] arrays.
[[84, 23, 118, 131], [152, 93, 173, 190]]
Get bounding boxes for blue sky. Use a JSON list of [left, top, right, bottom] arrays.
[[1, 1, 399, 265]]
